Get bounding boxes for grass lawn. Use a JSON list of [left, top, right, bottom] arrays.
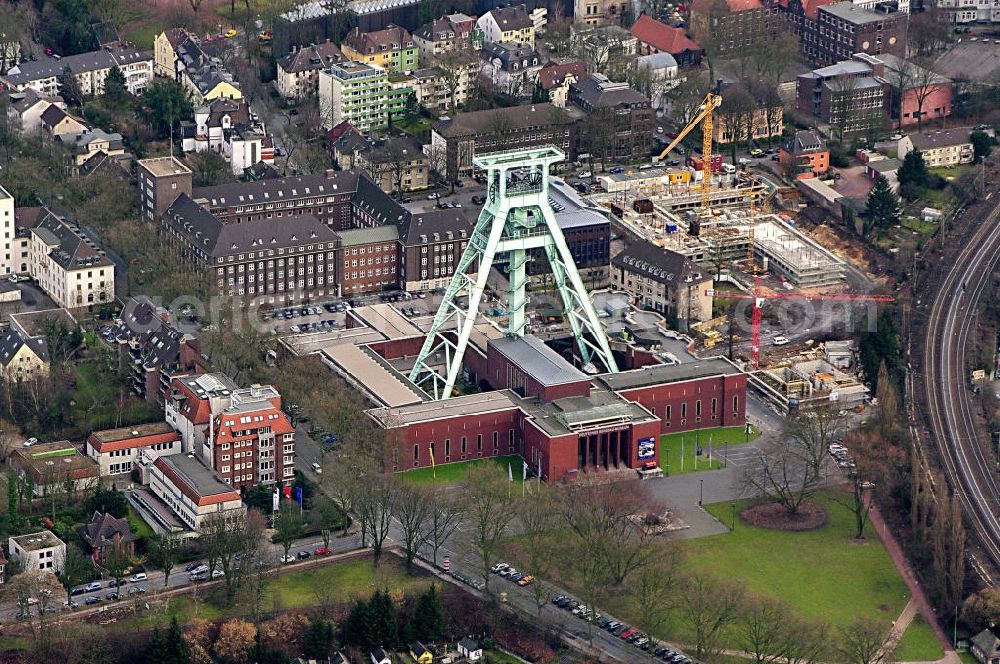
[[895, 616, 945, 662], [398, 454, 526, 485], [660, 425, 759, 476], [128, 505, 155, 540], [930, 165, 972, 180], [484, 650, 526, 663], [396, 116, 432, 139], [121, 22, 165, 49], [125, 557, 431, 629], [694, 492, 909, 628]]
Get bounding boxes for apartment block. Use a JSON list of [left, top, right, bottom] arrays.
[[136, 156, 194, 223], [276, 40, 344, 99], [342, 25, 419, 74], [319, 61, 389, 131], [210, 385, 297, 489], [1, 45, 153, 97]]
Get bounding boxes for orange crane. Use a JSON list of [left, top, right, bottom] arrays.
[[709, 276, 895, 369], [657, 92, 722, 214]]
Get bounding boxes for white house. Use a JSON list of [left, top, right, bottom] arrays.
[[457, 638, 483, 661], [636, 52, 679, 112], [8, 531, 66, 575], [370, 649, 392, 664], [276, 41, 344, 100], [897, 128, 974, 168], [476, 6, 536, 46], [146, 454, 244, 533], [1, 45, 153, 97], [5, 89, 65, 134], [86, 422, 182, 476], [181, 98, 273, 175]]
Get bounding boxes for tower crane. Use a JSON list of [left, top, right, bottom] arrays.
[[709, 276, 895, 369], [656, 91, 722, 214]]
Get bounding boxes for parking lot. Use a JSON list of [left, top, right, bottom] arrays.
[[933, 38, 1000, 82]]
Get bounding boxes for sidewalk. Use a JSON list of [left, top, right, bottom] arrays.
[[868, 504, 956, 657]]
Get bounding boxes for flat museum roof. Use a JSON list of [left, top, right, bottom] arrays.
[[597, 356, 743, 391]]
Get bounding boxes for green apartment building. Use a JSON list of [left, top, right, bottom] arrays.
[[342, 25, 419, 74], [318, 61, 389, 132]]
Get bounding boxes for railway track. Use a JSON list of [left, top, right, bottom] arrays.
[[922, 195, 1000, 577]]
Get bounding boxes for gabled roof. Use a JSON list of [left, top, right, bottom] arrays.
[[482, 41, 539, 68], [458, 637, 480, 651], [907, 128, 974, 151], [344, 24, 415, 55], [398, 208, 471, 246], [278, 40, 344, 74], [433, 102, 570, 137], [0, 328, 48, 367], [570, 73, 649, 109], [7, 89, 63, 114], [30, 207, 114, 270], [414, 14, 476, 42], [81, 511, 136, 550], [973, 629, 1000, 658], [485, 5, 533, 30], [611, 240, 705, 286], [2, 45, 151, 87], [630, 15, 701, 54], [784, 129, 825, 155], [538, 59, 588, 90]]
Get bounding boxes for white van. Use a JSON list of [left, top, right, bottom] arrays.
[[772, 335, 791, 346], [721, 163, 737, 174]]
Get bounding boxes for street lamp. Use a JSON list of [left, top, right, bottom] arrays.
[[731, 502, 736, 532], [699, 478, 704, 506]]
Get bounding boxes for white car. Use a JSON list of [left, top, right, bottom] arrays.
[[280, 554, 295, 564], [889, 133, 903, 140], [772, 336, 790, 346], [129, 573, 147, 582], [578, 171, 591, 178], [22, 437, 37, 447], [211, 569, 224, 579]]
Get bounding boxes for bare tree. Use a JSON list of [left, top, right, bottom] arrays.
[[514, 486, 561, 616], [783, 619, 831, 664], [422, 486, 464, 567], [187, 0, 205, 14], [201, 509, 267, 603], [626, 541, 686, 637], [740, 597, 793, 664], [274, 501, 305, 563], [679, 572, 746, 661], [461, 464, 518, 592], [432, 51, 477, 111], [355, 474, 397, 564], [393, 481, 432, 569], [739, 407, 844, 514], [838, 619, 894, 664], [557, 478, 664, 585]]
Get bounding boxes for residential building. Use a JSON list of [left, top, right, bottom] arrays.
[[154, 29, 242, 103], [20, 207, 115, 309], [55, 127, 127, 169], [853, 52, 952, 127], [630, 14, 703, 66], [458, 638, 483, 661], [1, 45, 153, 97], [574, 0, 629, 26], [689, 0, 785, 56], [897, 128, 974, 167], [0, 186, 12, 276], [398, 209, 474, 292], [10, 441, 100, 497], [209, 384, 296, 489], [610, 241, 712, 327], [333, 225, 401, 295], [387, 76, 417, 122], [166, 373, 240, 454], [570, 24, 638, 69], [147, 453, 245, 531], [802, 2, 907, 66], [359, 136, 430, 194], [371, 649, 393, 664], [136, 156, 194, 223], [327, 121, 373, 169], [939, 0, 1000, 22], [480, 41, 542, 98], [409, 644, 433, 664], [569, 74, 654, 163], [40, 105, 88, 137], [413, 13, 479, 59], [537, 59, 588, 108], [86, 422, 182, 476], [8, 531, 65, 575], [477, 6, 536, 47], [80, 511, 136, 562], [181, 98, 274, 175], [319, 61, 389, 131], [0, 328, 49, 381], [4, 89, 65, 134], [971, 630, 1000, 664], [715, 81, 784, 144], [796, 59, 887, 136], [276, 40, 344, 99], [779, 129, 829, 179], [399, 66, 473, 111], [636, 52, 680, 112], [110, 295, 208, 401], [430, 103, 576, 181], [342, 25, 419, 73]]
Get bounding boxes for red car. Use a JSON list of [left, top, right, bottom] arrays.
[[313, 546, 332, 555], [665, 130, 679, 139], [620, 628, 639, 640], [44, 48, 53, 56]]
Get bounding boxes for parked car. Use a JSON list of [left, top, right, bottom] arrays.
[[772, 335, 790, 346], [23, 437, 37, 447], [84, 596, 101, 606], [517, 575, 534, 586], [105, 592, 120, 601], [189, 564, 209, 575], [297, 550, 311, 560], [83, 581, 102, 592], [189, 572, 208, 582], [609, 166, 625, 174], [211, 569, 225, 579], [280, 554, 295, 564], [314, 546, 332, 555]]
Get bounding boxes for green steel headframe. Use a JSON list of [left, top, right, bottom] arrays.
[[408, 145, 619, 400]]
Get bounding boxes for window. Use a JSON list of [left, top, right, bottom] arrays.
[[712, 398, 718, 417], [414, 444, 419, 462], [461, 436, 467, 455], [492, 431, 498, 452], [696, 400, 702, 418], [445, 439, 451, 459], [733, 395, 739, 413], [681, 403, 687, 418]]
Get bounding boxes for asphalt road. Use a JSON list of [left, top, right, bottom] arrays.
[[920, 187, 1000, 578]]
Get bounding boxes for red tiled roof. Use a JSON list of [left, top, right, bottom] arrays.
[[690, 0, 762, 13], [537, 60, 588, 90], [630, 15, 701, 54]]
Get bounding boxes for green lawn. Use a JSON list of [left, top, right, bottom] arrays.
[[484, 650, 526, 663], [121, 22, 165, 49], [128, 505, 154, 540], [693, 493, 909, 628], [660, 425, 759, 476], [896, 616, 945, 662], [398, 454, 526, 485], [126, 557, 430, 629]]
